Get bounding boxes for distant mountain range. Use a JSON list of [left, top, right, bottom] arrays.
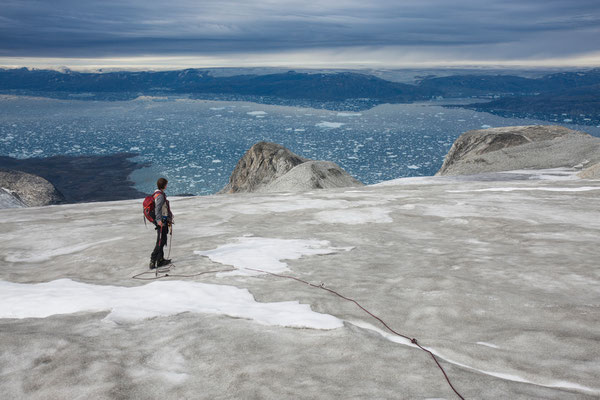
[[466, 84, 600, 122], [1, 67, 599, 122]]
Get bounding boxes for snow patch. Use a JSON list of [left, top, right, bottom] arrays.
[[498, 168, 580, 181], [348, 320, 416, 347], [129, 347, 190, 384], [0, 279, 343, 330], [447, 186, 600, 193], [312, 208, 393, 224], [5, 237, 123, 263], [195, 237, 352, 276], [353, 320, 599, 396], [225, 198, 353, 214], [476, 342, 500, 349]]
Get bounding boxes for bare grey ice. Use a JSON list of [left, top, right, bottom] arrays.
[[1, 172, 599, 399]]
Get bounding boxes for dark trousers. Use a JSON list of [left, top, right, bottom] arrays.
[[151, 224, 169, 262]]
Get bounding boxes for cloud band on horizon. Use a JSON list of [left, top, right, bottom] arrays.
[[1, 0, 599, 68]]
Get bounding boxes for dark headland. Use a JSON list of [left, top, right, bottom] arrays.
[[0, 153, 148, 203]]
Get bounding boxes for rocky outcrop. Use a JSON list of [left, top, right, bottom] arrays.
[[220, 142, 363, 193], [577, 162, 600, 179], [436, 125, 600, 176], [263, 161, 364, 192], [0, 169, 65, 207], [219, 142, 307, 193]]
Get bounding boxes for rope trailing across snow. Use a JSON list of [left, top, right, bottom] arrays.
[[131, 264, 465, 399], [132, 264, 235, 280], [243, 267, 465, 400]]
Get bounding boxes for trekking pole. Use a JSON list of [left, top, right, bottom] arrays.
[[167, 224, 173, 260]]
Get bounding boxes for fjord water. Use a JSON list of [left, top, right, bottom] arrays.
[[1, 96, 599, 195]]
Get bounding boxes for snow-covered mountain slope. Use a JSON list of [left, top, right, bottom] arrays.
[[1, 173, 599, 399]]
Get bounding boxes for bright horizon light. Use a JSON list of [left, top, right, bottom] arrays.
[[2, 48, 600, 72]]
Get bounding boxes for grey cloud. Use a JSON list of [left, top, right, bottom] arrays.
[[0, 0, 599, 59]]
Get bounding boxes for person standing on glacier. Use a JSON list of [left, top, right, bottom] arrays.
[[149, 177, 173, 269]]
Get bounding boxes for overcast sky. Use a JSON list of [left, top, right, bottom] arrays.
[[1, 0, 599, 69]]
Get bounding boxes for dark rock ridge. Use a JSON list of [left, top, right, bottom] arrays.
[[220, 142, 363, 193], [436, 125, 600, 177], [0, 169, 65, 207]]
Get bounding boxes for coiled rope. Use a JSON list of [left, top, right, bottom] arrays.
[[132, 264, 235, 280]]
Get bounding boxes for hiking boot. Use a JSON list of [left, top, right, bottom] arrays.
[[149, 260, 156, 269], [157, 258, 171, 267]]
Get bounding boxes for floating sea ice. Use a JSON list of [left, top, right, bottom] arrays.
[[316, 122, 345, 129], [407, 165, 420, 169], [210, 107, 225, 110], [481, 124, 492, 128], [247, 111, 267, 116], [336, 112, 362, 117]]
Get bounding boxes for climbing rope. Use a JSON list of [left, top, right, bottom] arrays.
[[132, 264, 236, 280], [243, 267, 466, 400], [131, 261, 465, 399]]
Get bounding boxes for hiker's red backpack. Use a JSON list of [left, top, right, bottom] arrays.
[[143, 191, 163, 226]]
